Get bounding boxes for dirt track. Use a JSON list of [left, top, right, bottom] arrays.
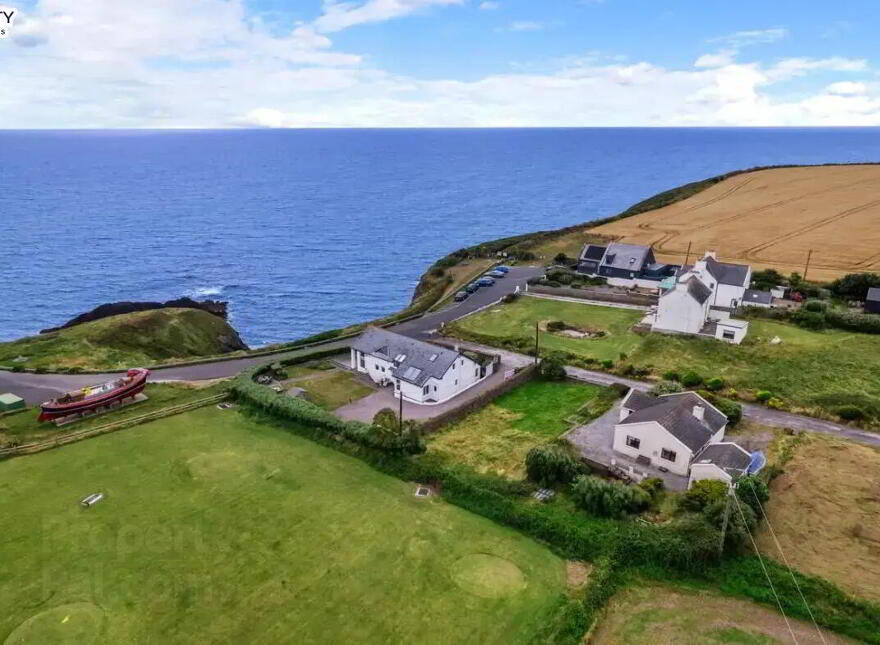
[[590, 165, 880, 282]]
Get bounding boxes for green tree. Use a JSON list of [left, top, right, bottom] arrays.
[[735, 475, 769, 517], [525, 443, 583, 487], [539, 354, 567, 380], [571, 475, 650, 518], [681, 479, 728, 512]]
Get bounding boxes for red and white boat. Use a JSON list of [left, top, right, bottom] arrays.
[[38, 368, 150, 422]]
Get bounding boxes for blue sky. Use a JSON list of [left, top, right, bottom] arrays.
[[1, 0, 878, 127]]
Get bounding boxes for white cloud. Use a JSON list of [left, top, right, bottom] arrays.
[[1, 2, 877, 128], [478, 1, 501, 9], [826, 81, 867, 96], [506, 20, 544, 32], [313, 0, 463, 33], [709, 27, 788, 47]]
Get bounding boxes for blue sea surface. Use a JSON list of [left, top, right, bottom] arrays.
[[2, 128, 879, 346]]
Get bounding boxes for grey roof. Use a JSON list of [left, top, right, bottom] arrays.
[[686, 277, 712, 305], [743, 289, 773, 305], [693, 442, 751, 479], [618, 391, 727, 453], [867, 287, 880, 302], [622, 389, 659, 412], [580, 244, 607, 261], [351, 327, 460, 386], [601, 242, 652, 271], [704, 256, 750, 287]]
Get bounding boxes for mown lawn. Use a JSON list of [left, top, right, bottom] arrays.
[[428, 380, 606, 478], [294, 370, 375, 410], [451, 297, 880, 419], [0, 381, 230, 446], [0, 406, 565, 645]]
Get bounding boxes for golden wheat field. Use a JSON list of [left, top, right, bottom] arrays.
[[590, 165, 880, 282]]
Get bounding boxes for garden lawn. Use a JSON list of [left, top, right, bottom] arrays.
[[427, 380, 604, 478], [450, 297, 880, 419], [591, 584, 853, 644], [0, 406, 565, 645], [295, 370, 374, 410]]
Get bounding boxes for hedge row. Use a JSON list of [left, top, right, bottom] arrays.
[[741, 304, 880, 335]]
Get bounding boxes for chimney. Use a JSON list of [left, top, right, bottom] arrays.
[[693, 405, 705, 421], [704, 250, 717, 260]]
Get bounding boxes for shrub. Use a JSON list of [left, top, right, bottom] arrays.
[[803, 300, 826, 313], [538, 354, 567, 380], [735, 475, 769, 517], [750, 268, 785, 291], [525, 442, 584, 487], [638, 477, 664, 499], [755, 390, 772, 403], [829, 272, 880, 301], [600, 359, 613, 369], [429, 267, 445, 278], [705, 377, 724, 392], [704, 498, 756, 552], [651, 380, 683, 395], [571, 475, 650, 518], [793, 310, 827, 331], [662, 370, 681, 382], [824, 309, 880, 335], [618, 352, 628, 361], [372, 407, 399, 430], [501, 292, 519, 304], [553, 252, 571, 264], [710, 396, 742, 426], [622, 364, 636, 376], [681, 480, 728, 512], [680, 371, 703, 387], [10, 365, 24, 373], [546, 320, 567, 332], [767, 397, 785, 410], [835, 404, 866, 421], [609, 383, 630, 398]]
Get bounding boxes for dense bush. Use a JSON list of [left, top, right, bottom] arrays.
[[705, 377, 724, 392], [704, 498, 756, 552], [755, 390, 772, 402], [638, 477, 664, 499], [501, 292, 519, 304], [525, 442, 585, 487], [600, 359, 613, 369], [829, 272, 880, 301], [681, 479, 728, 512], [546, 320, 567, 332], [750, 268, 786, 291], [803, 300, 826, 313], [835, 404, 866, 421], [554, 252, 572, 264], [793, 310, 827, 330], [651, 380, 683, 395], [538, 354, 567, 380], [825, 309, 880, 334], [767, 397, 785, 410], [812, 392, 880, 419], [701, 393, 742, 426], [372, 407, 399, 430], [680, 371, 703, 387], [571, 475, 650, 518], [734, 475, 769, 517], [662, 370, 681, 382], [609, 383, 630, 398]]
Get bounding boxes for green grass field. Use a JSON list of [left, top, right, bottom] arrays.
[[294, 370, 375, 410], [428, 380, 605, 478], [0, 309, 247, 371], [451, 297, 880, 419], [0, 407, 565, 644]]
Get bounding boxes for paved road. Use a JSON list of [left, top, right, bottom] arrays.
[[0, 266, 543, 404]]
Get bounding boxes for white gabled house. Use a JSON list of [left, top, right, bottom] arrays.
[[613, 389, 752, 488], [350, 327, 493, 405], [651, 251, 752, 344]]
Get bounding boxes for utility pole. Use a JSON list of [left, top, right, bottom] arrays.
[[534, 321, 539, 365], [684, 241, 692, 266], [398, 386, 403, 436], [718, 486, 733, 557], [803, 249, 813, 282]]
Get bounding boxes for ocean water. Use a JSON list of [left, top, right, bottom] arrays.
[[2, 128, 879, 346]]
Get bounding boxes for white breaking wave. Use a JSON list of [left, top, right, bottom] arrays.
[[191, 286, 224, 297]]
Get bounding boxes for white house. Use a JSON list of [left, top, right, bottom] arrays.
[[651, 251, 752, 344], [614, 389, 728, 477], [350, 327, 492, 405], [688, 442, 752, 489]]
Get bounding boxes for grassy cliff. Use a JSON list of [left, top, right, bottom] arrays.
[[0, 308, 248, 371]]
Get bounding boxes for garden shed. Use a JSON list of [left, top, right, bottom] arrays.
[[0, 393, 25, 412], [865, 288, 880, 315]]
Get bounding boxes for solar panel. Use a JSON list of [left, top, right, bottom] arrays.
[[403, 367, 422, 380]]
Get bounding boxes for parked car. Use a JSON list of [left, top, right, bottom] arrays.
[[466, 282, 481, 293], [487, 270, 506, 278], [454, 290, 469, 302], [478, 276, 495, 287], [495, 265, 511, 273]]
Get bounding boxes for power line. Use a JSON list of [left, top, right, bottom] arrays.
[[731, 492, 800, 645], [748, 485, 827, 645]]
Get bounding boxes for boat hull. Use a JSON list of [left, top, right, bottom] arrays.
[[38, 369, 150, 422]]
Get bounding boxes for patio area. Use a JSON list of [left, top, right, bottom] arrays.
[[564, 402, 689, 491]]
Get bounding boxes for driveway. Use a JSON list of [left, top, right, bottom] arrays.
[[564, 403, 689, 491], [335, 359, 522, 424]]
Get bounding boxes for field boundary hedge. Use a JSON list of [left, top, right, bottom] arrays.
[[528, 286, 657, 307]]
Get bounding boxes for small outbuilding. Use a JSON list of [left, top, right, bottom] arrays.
[[742, 289, 773, 308], [0, 393, 25, 412], [865, 287, 880, 314]]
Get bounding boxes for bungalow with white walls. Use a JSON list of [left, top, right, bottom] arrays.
[[688, 442, 752, 489], [651, 251, 752, 343], [350, 327, 493, 405], [576, 241, 679, 288]]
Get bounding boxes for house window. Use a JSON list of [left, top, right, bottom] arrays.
[[423, 385, 429, 395], [454, 379, 458, 385], [475, 368, 479, 377], [433, 385, 437, 392], [359, 355, 365, 368], [722, 330, 735, 340], [660, 448, 677, 462], [625, 435, 640, 449]]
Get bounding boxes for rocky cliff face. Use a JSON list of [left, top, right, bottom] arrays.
[[41, 298, 229, 334]]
